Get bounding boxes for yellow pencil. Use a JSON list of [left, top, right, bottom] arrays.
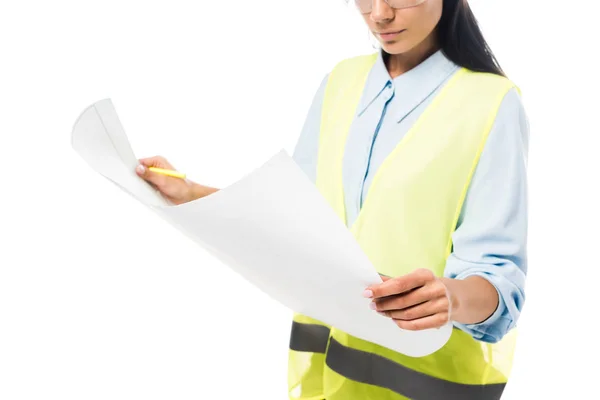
[[148, 167, 186, 179]]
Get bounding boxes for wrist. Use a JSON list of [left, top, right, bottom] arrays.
[[440, 276, 499, 325], [186, 181, 218, 202]]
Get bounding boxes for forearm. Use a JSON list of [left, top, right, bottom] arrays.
[[441, 276, 499, 325]]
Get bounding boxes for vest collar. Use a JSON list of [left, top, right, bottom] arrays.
[[356, 49, 459, 123]]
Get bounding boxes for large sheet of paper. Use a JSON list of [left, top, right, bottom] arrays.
[[71, 98, 452, 357]]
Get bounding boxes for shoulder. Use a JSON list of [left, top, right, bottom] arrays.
[[454, 69, 527, 123], [470, 71, 527, 127], [460, 69, 521, 99], [494, 86, 530, 149], [475, 72, 526, 119], [476, 75, 529, 159], [318, 52, 380, 98], [328, 52, 379, 77], [498, 86, 526, 115]]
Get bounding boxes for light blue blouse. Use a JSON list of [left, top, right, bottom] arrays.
[[292, 49, 528, 344]]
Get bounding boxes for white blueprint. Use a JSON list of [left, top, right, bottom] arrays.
[[70, 98, 452, 357]]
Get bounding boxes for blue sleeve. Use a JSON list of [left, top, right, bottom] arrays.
[[291, 74, 329, 183], [444, 87, 529, 344]]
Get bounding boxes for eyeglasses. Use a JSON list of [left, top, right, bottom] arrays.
[[354, 0, 428, 14]]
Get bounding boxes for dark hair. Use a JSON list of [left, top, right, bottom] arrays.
[[436, 0, 505, 77], [354, 0, 506, 77]]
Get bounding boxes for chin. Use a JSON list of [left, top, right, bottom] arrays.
[[379, 41, 416, 55]]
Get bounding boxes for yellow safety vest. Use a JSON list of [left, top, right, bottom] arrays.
[[287, 52, 520, 400]]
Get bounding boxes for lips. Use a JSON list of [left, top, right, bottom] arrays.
[[377, 30, 405, 41]]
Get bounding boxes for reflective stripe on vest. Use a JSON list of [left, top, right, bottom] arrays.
[[287, 52, 520, 400], [325, 337, 506, 400], [288, 313, 332, 399], [290, 322, 509, 399], [289, 321, 330, 353]]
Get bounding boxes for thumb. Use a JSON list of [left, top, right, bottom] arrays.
[[135, 164, 166, 187], [135, 163, 149, 178]]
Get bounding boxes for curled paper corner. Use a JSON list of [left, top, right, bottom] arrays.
[[71, 98, 113, 136], [70, 98, 170, 207]]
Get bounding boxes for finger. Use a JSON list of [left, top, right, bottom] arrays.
[[382, 297, 449, 321], [366, 268, 435, 299], [363, 275, 391, 298], [135, 164, 171, 188], [393, 312, 449, 331], [374, 280, 447, 311], [138, 156, 175, 170]]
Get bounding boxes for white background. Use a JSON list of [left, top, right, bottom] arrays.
[[0, 0, 598, 398]]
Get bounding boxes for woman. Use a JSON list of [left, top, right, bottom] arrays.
[[136, 0, 528, 399]]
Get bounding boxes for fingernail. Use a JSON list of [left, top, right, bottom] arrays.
[[136, 165, 145, 174], [369, 302, 377, 310], [363, 289, 373, 298]]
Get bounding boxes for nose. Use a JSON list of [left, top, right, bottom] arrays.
[[370, 0, 395, 23]]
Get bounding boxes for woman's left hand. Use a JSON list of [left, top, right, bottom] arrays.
[[364, 269, 454, 331]]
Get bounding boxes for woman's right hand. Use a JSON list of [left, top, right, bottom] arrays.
[[135, 155, 217, 205]]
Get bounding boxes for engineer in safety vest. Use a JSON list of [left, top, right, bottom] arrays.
[[136, 0, 528, 399]]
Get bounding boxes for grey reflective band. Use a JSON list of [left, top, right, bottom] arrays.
[[289, 323, 507, 399], [325, 338, 507, 400], [289, 321, 331, 353]]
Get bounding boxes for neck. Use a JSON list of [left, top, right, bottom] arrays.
[[384, 34, 440, 78]]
